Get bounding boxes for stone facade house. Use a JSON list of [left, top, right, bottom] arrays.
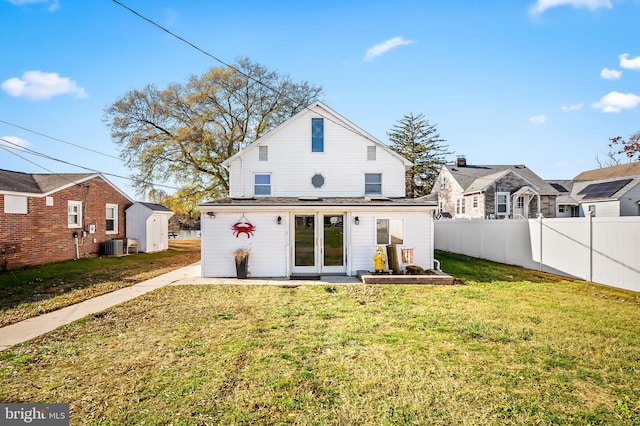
[[432, 157, 558, 219]]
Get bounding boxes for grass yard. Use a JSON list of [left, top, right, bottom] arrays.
[[1, 251, 640, 424], [0, 238, 200, 327]]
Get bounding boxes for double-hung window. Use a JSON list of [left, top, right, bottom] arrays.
[[365, 173, 382, 196], [254, 174, 271, 196], [496, 192, 509, 216], [376, 218, 404, 245], [68, 201, 82, 228], [456, 197, 466, 215], [312, 118, 324, 152], [106, 204, 118, 234]]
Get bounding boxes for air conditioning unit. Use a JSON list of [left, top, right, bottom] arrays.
[[104, 239, 124, 256]]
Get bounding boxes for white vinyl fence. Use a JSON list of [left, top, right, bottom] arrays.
[[434, 217, 640, 292]]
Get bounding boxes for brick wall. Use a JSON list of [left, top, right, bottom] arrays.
[[0, 178, 132, 270]]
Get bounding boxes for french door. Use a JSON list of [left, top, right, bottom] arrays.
[[292, 213, 345, 274]]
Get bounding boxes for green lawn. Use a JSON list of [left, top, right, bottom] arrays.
[[0, 239, 200, 327], [1, 251, 639, 425]]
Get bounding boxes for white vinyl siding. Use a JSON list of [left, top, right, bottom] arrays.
[[226, 108, 407, 198]]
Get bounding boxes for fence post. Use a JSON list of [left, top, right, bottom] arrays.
[[589, 211, 593, 282], [538, 213, 543, 272]]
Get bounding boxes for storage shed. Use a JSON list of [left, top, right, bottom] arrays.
[[125, 202, 174, 253]]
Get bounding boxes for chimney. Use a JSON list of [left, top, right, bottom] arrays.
[[456, 155, 467, 167]]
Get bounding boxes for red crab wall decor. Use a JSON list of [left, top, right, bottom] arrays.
[[232, 215, 256, 238]]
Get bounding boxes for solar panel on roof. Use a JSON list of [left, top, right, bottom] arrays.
[[577, 178, 632, 199], [549, 183, 569, 192]]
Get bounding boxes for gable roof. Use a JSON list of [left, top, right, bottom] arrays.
[[137, 202, 173, 212], [445, 164, 557, 196], [574, 162, 640, 181], [221, 101, 412, 168], [0, 169, 133, 201]]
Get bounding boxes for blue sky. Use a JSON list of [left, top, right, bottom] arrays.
[[2, 0, 640, 199]]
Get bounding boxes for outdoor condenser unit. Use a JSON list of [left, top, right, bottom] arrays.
[[104, 239, 124, 256]]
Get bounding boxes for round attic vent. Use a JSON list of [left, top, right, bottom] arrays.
[[311, 174, 325, 188]]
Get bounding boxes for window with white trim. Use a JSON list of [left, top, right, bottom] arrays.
[[254, 174, 271, 196], [68, 201, 82, 228], [376, 218, 404, 245], [365, 173, 382, 196], [312, 118, 324, 152], [472, 195, 478, 209], [516, 196, 525, 210], [496, 192, 509, 215], [4, 195, 28, 214], [106, 204, 118, 234], [455, 197, 466, 215]]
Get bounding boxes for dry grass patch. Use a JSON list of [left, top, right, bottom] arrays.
[[2, 279, 639, 425]]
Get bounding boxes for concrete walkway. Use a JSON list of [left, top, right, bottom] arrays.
[[0, 263, 360, 351]]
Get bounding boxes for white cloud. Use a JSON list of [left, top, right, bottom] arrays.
[[0, 136, 31, 150], [600, 68, 622, 80], [364, 37, 413, 62], [619, 53, 640, 70], [592, 91, 640, 113], [561, 102, 584, 111], [8, 0, 59, 11], [528, 114, 548, 124], [1, 71, 88, 100], [529, 0, 612, 16]]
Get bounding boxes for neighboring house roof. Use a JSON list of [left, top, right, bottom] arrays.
[[136, 202, 173, 212], [0, 169, 133, 201], [571, 176, 640, 202], [201, 195, 437, 208], [444, 164, 557, 196], [574, 162, 640, 181], [547, 180, 578, 206], [221, 101, 413, 169]]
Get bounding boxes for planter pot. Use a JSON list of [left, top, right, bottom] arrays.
[[235, 255, 249, 279]]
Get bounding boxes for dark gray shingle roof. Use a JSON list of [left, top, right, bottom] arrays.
[[201, 195, 437, 207], [0, 169, 95, 194], [446, 164, 558, 196]]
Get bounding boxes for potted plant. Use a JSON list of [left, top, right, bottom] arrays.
[[233, 248, 249, 279]]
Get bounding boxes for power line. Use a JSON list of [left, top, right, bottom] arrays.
[[0, 137, 182, 191], [111, 0, 382, 146], [0, 119, 121, 160]]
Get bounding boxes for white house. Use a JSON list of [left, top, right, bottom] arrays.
[[199, 102, 438, 278], [125, 202, 174, 253]]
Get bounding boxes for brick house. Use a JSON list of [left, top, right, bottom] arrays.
[[0, 169, 133, 270], [432, 156, 558, 219]]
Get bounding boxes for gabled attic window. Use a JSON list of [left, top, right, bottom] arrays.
[[367, 146, 376, 161], [312, 118, 324, 152], [259, 146, 268, 161]]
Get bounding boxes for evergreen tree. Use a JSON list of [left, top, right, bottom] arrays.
[[388, 113, 451, 197]]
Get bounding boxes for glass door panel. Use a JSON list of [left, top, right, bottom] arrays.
[[294, 215, 315, 267], [323, 215, 344, 268]]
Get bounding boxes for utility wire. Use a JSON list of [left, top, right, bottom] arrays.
[[111, 0, 383, 147], [0, 119, 121, 160], [0, 137, 182, 191]]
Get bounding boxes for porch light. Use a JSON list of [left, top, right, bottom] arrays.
[[354, 216, 360, 225], [277, 215, 282, 225], [207, 212, 216, 218]]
